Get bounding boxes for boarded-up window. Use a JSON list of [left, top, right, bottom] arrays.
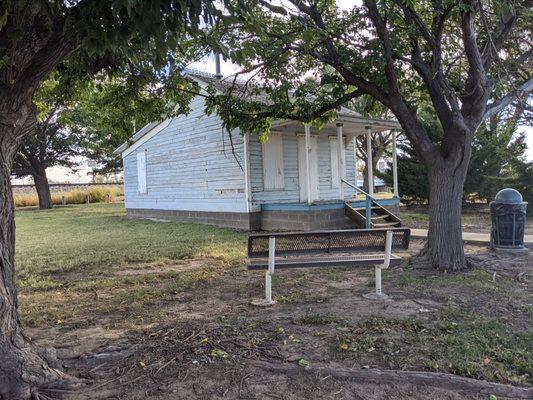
[[137, 150, 147, 194], [330, 137, 340, 188], [262, 134, 284, 190]]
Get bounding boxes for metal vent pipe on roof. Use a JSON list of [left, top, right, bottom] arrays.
[[214, 53, 222, 79]]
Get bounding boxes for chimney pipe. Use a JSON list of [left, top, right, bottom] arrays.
[[214, 53, 222, 79]]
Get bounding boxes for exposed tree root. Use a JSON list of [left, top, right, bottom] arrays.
[[251, 360, 533, 399], [406, 245, 433, 270], [0, 339, 86, 400]]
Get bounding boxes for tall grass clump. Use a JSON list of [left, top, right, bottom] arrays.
[[14, 186, 123, 208], [13, 194, 40, 208]]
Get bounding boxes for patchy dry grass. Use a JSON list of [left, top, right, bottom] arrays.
[[334, 313, 532, 385], [13, 205, 533, 398], [15, 203, 245, 329]]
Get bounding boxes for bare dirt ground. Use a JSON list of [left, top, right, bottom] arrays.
[[24, 241, 532, 400]]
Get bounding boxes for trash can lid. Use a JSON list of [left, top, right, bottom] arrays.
[[494, 188, 523, 204]]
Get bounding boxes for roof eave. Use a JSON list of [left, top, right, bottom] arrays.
[[113, 121, 160, 156]]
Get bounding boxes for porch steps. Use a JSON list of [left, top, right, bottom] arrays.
[[344, 201, 402, 229]]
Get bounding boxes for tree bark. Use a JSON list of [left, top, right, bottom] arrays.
[[32, 168, 53, 210], [425, 160, 470, 271], [0, 7, 82, 397], [251, 360, 533, 399], [362, 151, 382, 193], [0, 118, 79, 399]]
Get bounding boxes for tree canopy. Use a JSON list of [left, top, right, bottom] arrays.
[[0, 1, 218, 398], [202, 0, 532, 270], [63, 65, 198, 175]]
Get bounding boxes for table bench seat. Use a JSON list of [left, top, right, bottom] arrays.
[[247, 253, 403, 270], [246, 228, 411, 305]]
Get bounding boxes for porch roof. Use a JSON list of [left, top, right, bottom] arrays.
[[271, 113, 400, 135]]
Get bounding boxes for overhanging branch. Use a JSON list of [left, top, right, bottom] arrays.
[[484, 78, 533, 120]]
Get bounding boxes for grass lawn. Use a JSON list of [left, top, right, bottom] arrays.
[[15, 203, 245, 329], [16, 203, 245, 281], [13, 203, 532, 399]]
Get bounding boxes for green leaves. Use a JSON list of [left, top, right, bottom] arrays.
[[298, 358, 310, 367], [60, 67, 197, 175], [211, 348, 229, 359]]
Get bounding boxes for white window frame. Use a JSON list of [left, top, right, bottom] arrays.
[[137, 150, 147, 194], [262, 134, 285, 190]]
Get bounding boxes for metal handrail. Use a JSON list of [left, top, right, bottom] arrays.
[[341, 179, 377, 202], [341, 178, 375, 229]]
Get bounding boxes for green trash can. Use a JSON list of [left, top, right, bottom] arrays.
[[490, 188, 528, 249]]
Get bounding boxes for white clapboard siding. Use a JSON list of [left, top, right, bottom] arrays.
[[122, 96, 248, 213], [249, 126, 357, 204], [262, 134, 284, 190]]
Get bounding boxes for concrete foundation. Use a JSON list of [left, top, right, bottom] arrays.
[[126, 208, 261, 230], [126, 201, 401, 232]]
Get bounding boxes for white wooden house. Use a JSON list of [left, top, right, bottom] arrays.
[[114, 71, 402, 230]]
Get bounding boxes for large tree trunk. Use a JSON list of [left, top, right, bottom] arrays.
[[362, 153, 381, 193], [32, 168, 53, 210], [0, 10, 80, 396], [0, 120, 78, 399], [425, 160, 470, 271]]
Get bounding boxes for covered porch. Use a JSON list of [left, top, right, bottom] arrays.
[[243, 110, 402, 231]]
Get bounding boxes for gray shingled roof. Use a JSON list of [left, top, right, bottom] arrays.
[[184, 69, 362, 118]]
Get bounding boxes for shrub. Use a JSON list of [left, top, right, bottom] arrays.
[[14, 187, 123, 208]]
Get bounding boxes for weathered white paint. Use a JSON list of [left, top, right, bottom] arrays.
[[353, 136, 358, 185], [118, 74, 396, 216], [392, 130, 399, 198], [337, 123, 345, 200], [329, 135, 347, 190], [137, 150, 147, 194], [329, 136, 339, 188], [122, 96, 248, 213], [248, 126, 357, 204], [366, 126, 374, 197], [304, 124, 312, 204], [243, 134, 252, 212], [298, 133, 319, 202], [262, 133, 284, 190]]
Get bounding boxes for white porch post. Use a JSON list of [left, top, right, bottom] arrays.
[[366, 126, 374, 196], [353, 136, 358, 187], [243, 134, 252, 212], [304, 124, 312, 205], [392, 129, 399, 198], [336, 123, 344, 200]]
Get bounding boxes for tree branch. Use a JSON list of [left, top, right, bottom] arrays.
[[484, 78, 533, 120]]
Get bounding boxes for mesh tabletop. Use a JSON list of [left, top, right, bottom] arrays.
[[248, 228, 410, 257]]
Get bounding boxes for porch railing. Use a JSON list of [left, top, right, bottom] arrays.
[[341, 178, 376, 229]]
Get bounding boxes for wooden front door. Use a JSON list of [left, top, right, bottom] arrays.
[[298, 135, 319, 202]]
